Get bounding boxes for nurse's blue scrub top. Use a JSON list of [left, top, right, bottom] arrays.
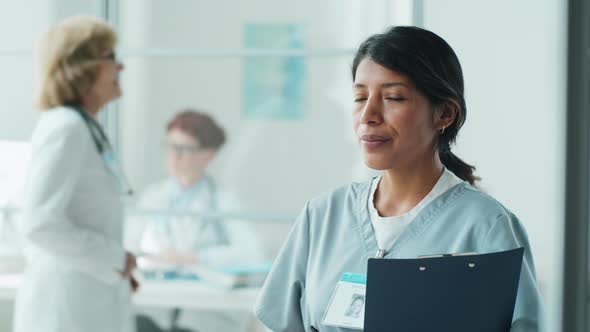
[[254, 181, 542, 332]]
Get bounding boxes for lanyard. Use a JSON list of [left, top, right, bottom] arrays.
[[375, 249, 387, 258], [68, 104, 134, 195]]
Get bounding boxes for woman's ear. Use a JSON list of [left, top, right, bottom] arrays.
[[435, 100, 459, 130]]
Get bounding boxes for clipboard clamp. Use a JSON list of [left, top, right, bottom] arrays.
[[418, 251, 477, 259]]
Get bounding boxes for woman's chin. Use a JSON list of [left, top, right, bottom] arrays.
[[364, 157, 392, 171]]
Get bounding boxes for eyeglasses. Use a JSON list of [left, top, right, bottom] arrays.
[[165, 142, 201, 157]]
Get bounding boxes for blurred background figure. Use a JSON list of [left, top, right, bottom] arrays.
[[127, 110, 263, 332], [127, 110, 262, 266], [13, 15, 136, 332]]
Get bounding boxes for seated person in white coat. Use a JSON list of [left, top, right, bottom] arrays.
[[128, 110, 263, 332], [131, 110, 262, 265]]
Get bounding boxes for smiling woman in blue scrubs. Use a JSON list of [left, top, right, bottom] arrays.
[[254, 26, 542, 332]]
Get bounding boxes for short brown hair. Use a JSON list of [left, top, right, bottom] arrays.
[[167, 110, 226, 150], [36, 15, 116, 110]]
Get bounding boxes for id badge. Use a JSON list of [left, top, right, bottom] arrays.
[[102, 150, 122, 177], [322, 272, 366, 330]]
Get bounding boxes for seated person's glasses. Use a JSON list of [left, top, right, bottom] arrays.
[[165, 142, 201, 157]]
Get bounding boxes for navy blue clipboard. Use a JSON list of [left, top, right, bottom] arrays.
[[364, 247, 524, 332]]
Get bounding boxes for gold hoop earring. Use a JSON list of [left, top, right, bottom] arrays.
[[440, 126, 445, 135]]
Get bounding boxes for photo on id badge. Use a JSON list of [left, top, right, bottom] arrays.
[[322, 273, 366, 330], [345, 294, 365, 318]]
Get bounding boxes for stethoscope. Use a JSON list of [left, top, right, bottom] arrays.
[[162, 174, 229, 247], [67, 104, 134, 195], [198, 175, 229, 246]]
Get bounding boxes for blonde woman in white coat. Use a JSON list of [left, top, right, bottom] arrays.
[[13, 16, 137, 332]]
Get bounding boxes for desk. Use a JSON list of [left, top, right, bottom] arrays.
[[0, 273, 266, 331], [134, 278, 260, 311], [0, 273, 260, 309]]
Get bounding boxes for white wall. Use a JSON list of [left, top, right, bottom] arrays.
[[0, 2, 51, 141], [423, 1, 566, 331], [114, 0, 414, 262], [117, 0, 410, 213]]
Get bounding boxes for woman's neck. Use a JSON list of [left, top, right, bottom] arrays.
[[374, 157, 444, 217], [80, 97, 103, 117]]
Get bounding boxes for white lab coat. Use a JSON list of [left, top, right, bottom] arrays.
[[13, 107, 133, 332], [126, 178, 264, 332], [127, 177, 263, 266]]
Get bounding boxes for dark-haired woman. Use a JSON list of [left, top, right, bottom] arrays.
[[254, 26, 542, 332]]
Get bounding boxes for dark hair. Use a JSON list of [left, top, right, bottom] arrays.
[[167, 110, 226, 150], [352, 26, 479, 185]]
